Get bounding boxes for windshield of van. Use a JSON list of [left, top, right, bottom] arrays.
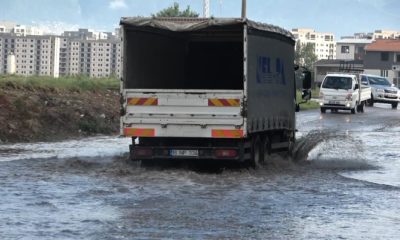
[[322, 76, 352, 90], [368, 76, 391, 86]]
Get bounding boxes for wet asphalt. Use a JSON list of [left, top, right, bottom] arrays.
[[0, 103, 399, 239]]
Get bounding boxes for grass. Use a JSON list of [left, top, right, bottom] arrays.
[[0, 74, 119, 92], [296, 87, 321, 110]]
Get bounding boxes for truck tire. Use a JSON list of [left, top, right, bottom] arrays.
[[351, 108, 356, 114], [392, 102, 398, 109], [360, 102, 365, 113], [261, 135, 271, 163], [250, 135, 262, 168], [320, 107, 326, 113]]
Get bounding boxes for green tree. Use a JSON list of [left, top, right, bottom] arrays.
[[153, 2, 199, 18], [295, 40, 318, 70]]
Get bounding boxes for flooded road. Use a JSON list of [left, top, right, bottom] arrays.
[[1, 104, 400, 239]]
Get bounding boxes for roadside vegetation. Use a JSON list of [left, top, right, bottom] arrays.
[[0, 74, 120, 143], [296, 87, 320, 110], [0, 74, 119, 92]]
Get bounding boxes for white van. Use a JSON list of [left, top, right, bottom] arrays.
[[319, 73, 371, 114]]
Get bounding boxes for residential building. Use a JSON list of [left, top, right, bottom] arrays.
[[342, 30, 400, 40], [373, 30, 400, 40], [0, 21, 16, 33], [336, 38, 372, 60], [0, 33, 60, 77], [0, 27, 122, 78], [364, 39, 400, 86], [291, 28, 336, 60], [59, 29, 122, 78]]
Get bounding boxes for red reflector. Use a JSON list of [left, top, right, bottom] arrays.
[[215, 149, 238, 158], [134, 148, 153, 157]]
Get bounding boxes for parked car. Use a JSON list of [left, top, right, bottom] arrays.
[[361, 74, 400, 109]]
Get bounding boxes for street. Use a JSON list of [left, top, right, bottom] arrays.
[[0, 104, 399, 239]]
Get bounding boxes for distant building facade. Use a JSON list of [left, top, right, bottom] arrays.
[[59, 29, 122, 78], [0, 33, 60, 77], [336, 39, 372, 60], [341, 30, 400, 40], [373, 30, 400, 40], [364, 39, 400, 85], [291, 28, 336, 60], [0, 27, 122, 78]]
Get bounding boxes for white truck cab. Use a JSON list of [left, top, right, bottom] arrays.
[[319, 73, 371, 114]]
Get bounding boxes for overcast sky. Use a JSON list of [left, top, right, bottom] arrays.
[[0, 0, 399, 37]]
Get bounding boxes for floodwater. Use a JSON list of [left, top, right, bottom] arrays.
[[0, 104, 399, 239]]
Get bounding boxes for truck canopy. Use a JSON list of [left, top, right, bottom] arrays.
[[120, 17, 294, 90]]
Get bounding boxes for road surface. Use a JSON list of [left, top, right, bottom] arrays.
[[0, 104, 399, 239]]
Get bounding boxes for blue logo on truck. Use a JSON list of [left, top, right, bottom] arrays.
[[256, 56, 286, 85]]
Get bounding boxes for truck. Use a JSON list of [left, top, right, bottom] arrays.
[[319, 73, 371, 114], [360, 74, 400, 109], [119, 17, 310, 166]]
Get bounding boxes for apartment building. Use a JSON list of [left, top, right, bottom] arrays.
[[59, 29, 122, 78], [0, 33, 60, 77], [291, 28, 336, 60], [0, 27, 122, 78], [373, 30, 400, 40]]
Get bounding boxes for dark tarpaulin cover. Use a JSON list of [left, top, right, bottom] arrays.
[[120, 17, 294, 40]]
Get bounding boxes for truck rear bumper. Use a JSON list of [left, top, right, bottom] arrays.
[[130, 145, 243, 161]]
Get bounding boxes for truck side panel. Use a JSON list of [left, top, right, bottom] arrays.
[[246, 30, 295, 134]]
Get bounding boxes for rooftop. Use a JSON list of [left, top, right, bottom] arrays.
[[365, 39, 400, 52], [337, 38, 373, 44]]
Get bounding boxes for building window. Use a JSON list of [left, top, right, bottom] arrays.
[[380, 70, 388, 77], [396, 54, 400, 63], [381, 52, 389, 61], [341, 46, 349, 53]]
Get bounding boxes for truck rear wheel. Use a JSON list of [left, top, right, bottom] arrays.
[[250, 135, 262, 168], [392, 102, 398, 109], [262, 135, 271, 163]]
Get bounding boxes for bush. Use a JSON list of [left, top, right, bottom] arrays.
[[0, 74, 119, 92]]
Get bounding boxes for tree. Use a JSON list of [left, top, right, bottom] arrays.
[[295, 40, 318, 70], [153, 2, 199, 18]]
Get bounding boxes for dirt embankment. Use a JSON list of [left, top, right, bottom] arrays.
[[0, 84, 120, 143]]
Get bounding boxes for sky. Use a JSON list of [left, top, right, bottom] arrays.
[[0, 0, 399, 38]]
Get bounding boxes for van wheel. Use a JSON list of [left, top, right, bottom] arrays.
[[392, 102, 398, 109], [367, 95, 374, 106]]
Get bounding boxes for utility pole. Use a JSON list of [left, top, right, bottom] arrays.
[[203, 0, 210, 18], [241, 0, 246, 19]]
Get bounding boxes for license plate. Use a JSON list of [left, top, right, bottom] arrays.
[[170, 149, 199, 157]]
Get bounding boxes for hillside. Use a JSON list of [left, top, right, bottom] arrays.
[[0, 75, 120, 143]]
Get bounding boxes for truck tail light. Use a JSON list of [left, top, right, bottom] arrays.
[[215, 149, 238, 158], [134, 148, 153, 157]]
